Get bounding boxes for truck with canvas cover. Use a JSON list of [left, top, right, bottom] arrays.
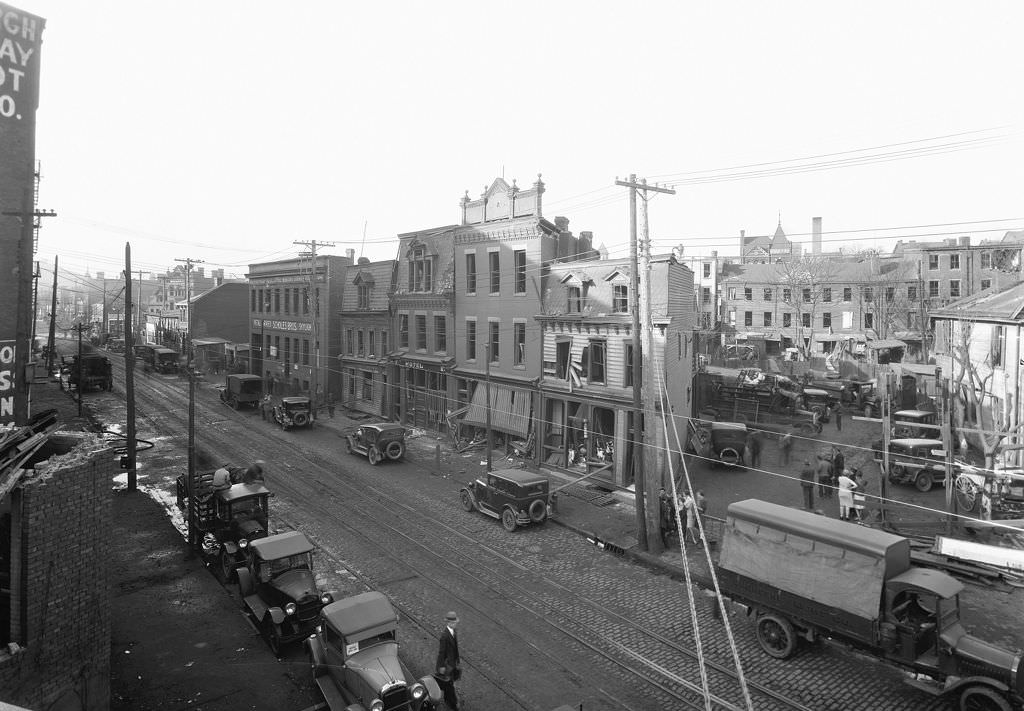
[[220, 373, 263, 409], [64, 353, 113, 392], [717, 499, 1024, 710]]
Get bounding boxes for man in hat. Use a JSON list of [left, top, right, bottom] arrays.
[[435, 610, 461, 710]]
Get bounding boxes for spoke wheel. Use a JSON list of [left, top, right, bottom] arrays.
[[368, 446, 381, 465], [219, 548, 236, 583], [756, 613, 797, 659], [501, 508, 518, 532], [955, 475, 980, 512], [915, 470, 934, 492], [460, 490, 475, 512], [959, 685, 1011, 711]]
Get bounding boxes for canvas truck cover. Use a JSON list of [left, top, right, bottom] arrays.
[[719, 499, 911, 621]]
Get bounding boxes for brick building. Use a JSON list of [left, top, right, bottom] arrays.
[[0, 432, 112, 711], [339, 259, 395, 417], [535, 255, 695, 489], [248, 253, 353, 402]]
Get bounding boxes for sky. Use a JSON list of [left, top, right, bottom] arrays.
[[21, 0, 1024, 281]]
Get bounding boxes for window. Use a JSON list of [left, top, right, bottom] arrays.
[[466, 320, 477, 360], [357, 329, 364, 356], [783, 313, 792, 327], [612, 284, 629, 313], [908, 286, 917, 301], [568, 285, 587, 313], [744, 311, 752, 327], [801, 313, 810, 327], [864, 312, 874, 329], [822, 312, 832, 328], [513, 322, 525, 365], [823, 288, 831, 303], [842, 311, 853, 328], [302, 339, 309, 365], [728, 309, 736, 325], [702, 263, 711, 278], [950, 254, 961, 270], [991, 325, 1005, 367], [368, 331, 375, 357], [415, 315, 427, 350], [702, 287, 711, 304], [981, 279, 991, 290], [981, 252, 991, 269], [802, 288, 811, 303], [949, 280, 961, 298], [465, 253, 477, 294], [252, 290, 258, 312], [843, 287, 852, 301], [284, 288, 290, 314], [928, 254, 939, 270], [763, 288, 772, 301], [434, 316, 446, 353], [744, 287, 752, 301], [885, 287, 895, 303], [274, 288, 280, 312], [586, 340, 606, 384], [863, 287, 874, 303], [362, 371, 373, 400], [302, 288, 310, 314], [293, 289, 300, 314], [346, 329, 353, 355], [409, 247, 433, 292], [928, 280, 939, 298], [358, 284, 370, 309], [488, 321, 500, 363], [728, 287, 737, 300], [624, 341, 635, 386], [514, 250, 526, 294], [489, 251, 500, 294], [782, 288, 791, 302], [381, 330, 388, 354], [763, 312, 772, 326]]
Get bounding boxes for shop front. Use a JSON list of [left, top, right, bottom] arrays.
[[538, 391, 634, 488], [340, 356, 389, 418], [390, 353, 454, 431]]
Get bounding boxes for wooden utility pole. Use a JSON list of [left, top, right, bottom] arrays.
[[175, 256, 202, 547], [939, 366, 954, 533], [615, 174, 675, 553], [485, 342, 493, 473], [47, 255, 58, 373], [124, 245, 138, 491], [879, 370, 891, 525], [294, 240, 335, 408]]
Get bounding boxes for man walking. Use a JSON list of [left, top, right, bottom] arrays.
[[800, 459, 816, 511], [816, 454, 833, 498], [779, 432, 793, 466], [435, 611, 461, 711]]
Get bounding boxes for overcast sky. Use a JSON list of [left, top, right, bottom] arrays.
[[23, 1, 1024, 281]]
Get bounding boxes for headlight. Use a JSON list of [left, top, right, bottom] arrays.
[[284, 603, 297, 616], [320, 592, 333, 605], [411, 683, 426, 700], [238, 539, 248, 548], [370, 701, 383, 711]]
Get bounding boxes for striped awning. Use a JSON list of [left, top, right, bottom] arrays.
[[461, 384, 532, 438]]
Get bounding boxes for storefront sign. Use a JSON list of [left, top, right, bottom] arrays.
[[0, 340, 15, 419], [252, 318, 312, 333], [0, 4, 42, 125]]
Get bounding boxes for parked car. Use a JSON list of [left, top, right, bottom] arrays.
[[460, 468, 550, 532], [237, 530, 334, 656], [892, 409, 939, 439], [703, 421, 748, 467], [345, 423, 407, 465], [272, 396, 313, 430], [307, 591, 441, 711], [64, 353, 113, 392], [800, 387, 838, 423], [872, 438, 948, 492], [220, 373, 263, 410]]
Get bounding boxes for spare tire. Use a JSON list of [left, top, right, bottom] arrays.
[[293, 412, 309, 427], [529, 499, 547, 523], [385, 440, 405, 460], [719, 447, 741, 466]]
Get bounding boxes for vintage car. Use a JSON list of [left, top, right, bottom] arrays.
[[872, 438, 948, 492], [307, 591, 441, 711], [800, 387, 838, 423], [345, 423, 407, 465], [105, 338, 126, 354], [135, 344, 180, 374], [176, 470, 271, 581], [238, 531, 333, 655], [892, 409, 939, 439], [691, 421, 749, 468], [273, 396, 313, 430], [220, 373, 263, 409], [460, 468, 549, 532], [64, 353, 113, 392]]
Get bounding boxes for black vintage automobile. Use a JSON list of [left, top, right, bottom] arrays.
[[272, 396, 313, 430], [345, 423, 407, 465], [238, 530, 334, 656], [460, 468, 549, 532], [873, 438, 948, 492]]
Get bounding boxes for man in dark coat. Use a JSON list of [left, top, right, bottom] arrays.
[[800, 460, 816, 511], [434, 610, 461, 710]]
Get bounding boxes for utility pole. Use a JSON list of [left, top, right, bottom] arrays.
[[47, 256, 58, 373], [615, 174, 675, 553], [294, 240, 335, 408], [175, 257, 203, 548], [939, 366, 954, 533], [485, 342, 493, 472], [124, 245, 138, 492], [879, 369, 891, 525]]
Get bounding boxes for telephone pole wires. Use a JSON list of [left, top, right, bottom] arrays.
[[294, 240, 335, 408], [175, 256, 203, 547], [615, 174, 675, 553]]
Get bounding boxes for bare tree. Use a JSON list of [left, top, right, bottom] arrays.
[[862, 259, 920, 340], [776, 256, 841, 360]]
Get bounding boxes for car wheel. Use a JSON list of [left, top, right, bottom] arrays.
[[368, 446, 381, 465], [262, 617, 282, 657], [756, 613, 797, 659], [237, 567, 254, 597], [955, 475, 979, 512], [959, 685, 1011, 711], [891, 464, 906, 480], [719, 447, 741, 467], [460, 489, 475, 512], [219, 547, 237, 583], [501, 508, 518, 532], [345, 438, 354, 454], [529, 499, 547, 523], [385, 440, 405, 460], [915, 471, 934, 493]]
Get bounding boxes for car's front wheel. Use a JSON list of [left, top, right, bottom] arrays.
[[345, 438, 354, 454], [915, 470, 934, 492], [219, 547, 236, 583], [501, 508, 518, 532], [368, 446, 381, 465], [263, 617, 282, 657], [460, 489, 475, 512]]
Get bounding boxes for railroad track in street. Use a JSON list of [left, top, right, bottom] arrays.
[[92, 348, 938, 711]]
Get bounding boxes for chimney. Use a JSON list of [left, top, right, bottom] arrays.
[[812, 217, 822, 255], [346, 248, 355, 262], [959, 235, 970, 247], [711, 250, 718, 258], [554, 216, 569, 231], [96, 271, 104, 280]]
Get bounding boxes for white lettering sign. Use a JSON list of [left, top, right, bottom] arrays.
[[0, 341, 15, 418]]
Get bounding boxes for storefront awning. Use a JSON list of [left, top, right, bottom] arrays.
[[867, 339, 907, 350], [461, 384, 532, 438], [388, 351, 455, 368]]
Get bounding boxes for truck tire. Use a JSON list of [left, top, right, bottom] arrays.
[[915, 470, 934, 493], [756, 613, 797, 659], [959, 685, 1011, 711], [385, 440, 405, 460], [219, 547, 237, 583], [262, 617, 282, 657], [237, 567, 254, 597]]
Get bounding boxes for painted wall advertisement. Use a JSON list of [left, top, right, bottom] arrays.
[[1, 3, 45, 425]]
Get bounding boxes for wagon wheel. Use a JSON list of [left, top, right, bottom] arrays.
[[756, 613, 797, 659], [955, 475, 980, 512], [915, 470, 934, 493], [345, 438, 354, 454], [460, 490, 475, 512], [501, 508, 518, 532]]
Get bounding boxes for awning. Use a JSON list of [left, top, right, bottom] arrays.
[[461, 383, 532, 438], [867, 339, 907, 350], [388, 351, 455, 368]]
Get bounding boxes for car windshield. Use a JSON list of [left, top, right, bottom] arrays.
[[259, 552, 312, 581], [230, 496, 267, 519]]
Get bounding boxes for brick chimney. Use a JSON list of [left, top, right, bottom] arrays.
[[346, 249, 355, 262], [812, 217, 822, 254]]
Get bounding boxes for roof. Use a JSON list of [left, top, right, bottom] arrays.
[[227, 374, 262, 382], [248, 531, 314, 560], [281, 396, 310, 405], [217, 482, 271, 502], [929, 279, 1024, 321], [488, 468, 549, 485], [363, 423, 406, 434], [888, 567, 963, 598], [889, 438, 943, 447], [711, 422, 747, 432], [322, 591, 397, 639], [154, 347, 178, 355], [866, 339, 906, 349]]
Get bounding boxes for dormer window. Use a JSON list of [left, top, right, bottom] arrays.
[[358, 284, 370, 309], [612, 284, 628, 313], [409, 246, 433, 292]]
